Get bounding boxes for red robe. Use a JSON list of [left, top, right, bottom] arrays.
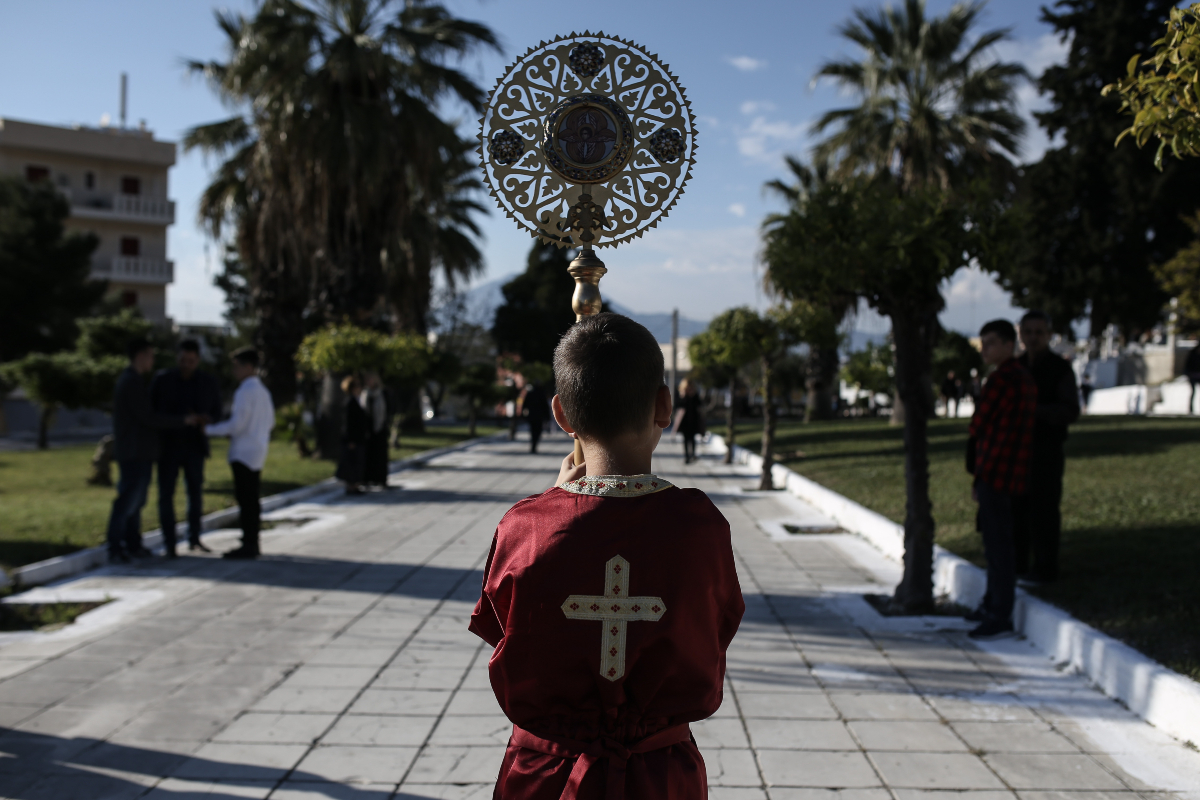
[[469, 474, 745, 800]]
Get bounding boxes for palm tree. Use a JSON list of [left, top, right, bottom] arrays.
[[183, 0, 497, 401], [808, 0, 1026, 612]]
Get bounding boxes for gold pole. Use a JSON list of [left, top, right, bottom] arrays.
[[568, 247, 607, 466]]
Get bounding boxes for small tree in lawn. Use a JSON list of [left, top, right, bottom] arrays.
[[296, 324, 430, 458], [688, 330, 742, 465], [1, 353, 124, 449], [703, 307, 806, 490], [455, 363, 500, 437], [841, 341, 895, 412]]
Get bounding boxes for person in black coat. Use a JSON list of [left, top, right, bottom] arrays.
[[362, 371, 391, 487], [672, 379, 705, 464], [521, 383, 550, 454], [106, 338, 201, 563], [336, 375, 369, 495], [151, 339, 223, 556], [1014, 311, 1080, 584]]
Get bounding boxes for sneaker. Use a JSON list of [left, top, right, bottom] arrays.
[[108, 550, 131, 565], [963, 606, 987, 623], [968, 619, 1016, 640], [129, 546, 155, 560], [222, 547, 260, 560]]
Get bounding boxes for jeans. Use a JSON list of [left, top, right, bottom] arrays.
[[158, 449, 206, 551], [231, 460, 262, 553], [977, 480, 1017, 624], [1013, 447, 1065, 581], [528, 418, 545, 453], [107, 459, 153, 555], [682, 433, 697, 462]]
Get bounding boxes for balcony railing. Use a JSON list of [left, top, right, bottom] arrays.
[[63, 189, 175, 224], [91, 256, 174, 285]]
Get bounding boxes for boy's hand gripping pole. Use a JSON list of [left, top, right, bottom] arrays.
[[567, 247, 607, 468]]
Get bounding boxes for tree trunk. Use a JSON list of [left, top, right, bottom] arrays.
[[399, 383, 426, 435], [889, 308, 939, 613], [759, 357, 776, 491], [724, 377, 736, 465], [468, 404, 477, 438], [37, 405, 52, 450]]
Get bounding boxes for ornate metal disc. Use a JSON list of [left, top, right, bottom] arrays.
[[480, 32, 697, 248]]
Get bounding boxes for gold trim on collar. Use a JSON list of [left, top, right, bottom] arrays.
[[558, 474, 675, 497]]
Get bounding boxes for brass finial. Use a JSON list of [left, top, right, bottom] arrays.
[[567, 248, 607, 321]]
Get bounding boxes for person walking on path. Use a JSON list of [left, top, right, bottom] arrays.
[[672, 378, 705, 463], [336, 375, 370, 495], [470, 313, 744, 800], [520, 381, 550, 454], [151, 339, 222, 557], [966, 319, 1036, 640], [204, 348, 275, 560], [106, 338, 201, 564], [1014, 311, 1080, 584], [940, 370, 962, 418], [1186, 344, 1200, 415], [362, 371, 391, 488]]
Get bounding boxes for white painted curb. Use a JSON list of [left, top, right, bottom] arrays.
[[712, 435, 1200, 746], [10, 432, 508, 589]]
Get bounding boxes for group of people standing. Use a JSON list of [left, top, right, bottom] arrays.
[[967, 310, 1079, 640], [335, 372, 391, 494], [107, 339, 275, 562]]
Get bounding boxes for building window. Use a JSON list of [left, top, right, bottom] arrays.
[[121, 290, 138, 308], [121, 176, 141, 195], [85, 172, 95, 189], [25, 165, 50, 183], [120, 237, 140, 257]]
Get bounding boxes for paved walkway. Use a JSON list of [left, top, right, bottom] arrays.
[[1, 435, 1198, 800]]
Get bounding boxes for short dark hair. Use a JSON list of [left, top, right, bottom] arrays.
[[980, 319, 1017, 343], [553, 313, 664, 441], [1020, 309, 1053, 328], [126, 337, 152, 360], [178, 338, 201, 354], [231, 346, 260, 368]]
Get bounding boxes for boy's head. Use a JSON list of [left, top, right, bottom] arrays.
[[979, 319, 1017, 367], [553, 313, 665, 443], [230, 346, 260, 382]]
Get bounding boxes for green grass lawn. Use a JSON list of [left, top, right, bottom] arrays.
[[0, 424, 500, 571], [733, 415, 1200, 681]]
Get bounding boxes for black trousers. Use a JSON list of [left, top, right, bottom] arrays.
[[231, 460, 262, 554], [977, 481, 1016, 624], [106, 459, 152, 555], [158, 449, 205, 550], [528, 417, 546, 453], [682, 433, 697, 462], [1013, 447, 1065, 581]]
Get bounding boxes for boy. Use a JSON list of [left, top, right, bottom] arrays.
[[470, 313, 745, 800], [966, 319, 1036, 640], [205, 347, 275, 559]]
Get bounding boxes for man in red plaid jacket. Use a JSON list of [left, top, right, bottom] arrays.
[[966, 319, 1037, 640]]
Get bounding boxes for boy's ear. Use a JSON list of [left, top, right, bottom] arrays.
[[552, 394, 576, 435], [653, 385, 673, 429]]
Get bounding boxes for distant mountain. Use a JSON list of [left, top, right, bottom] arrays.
[[433, 275, 709, 344]]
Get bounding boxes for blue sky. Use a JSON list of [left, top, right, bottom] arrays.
[[0, 0, 1069, 333]]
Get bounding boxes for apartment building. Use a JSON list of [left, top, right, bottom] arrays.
[[0, 117, 176, 322]]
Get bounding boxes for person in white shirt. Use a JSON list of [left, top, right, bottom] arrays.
[[205, 347, 276, 559]]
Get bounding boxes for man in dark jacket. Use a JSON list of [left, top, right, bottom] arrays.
[[107, 338, 201, 563], [151, 339, 222, 557], [967, 319, 1037, 640], [1014, 311, 1081, 584]]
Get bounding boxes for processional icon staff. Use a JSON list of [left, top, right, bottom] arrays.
[[479, 33, 697, 464]]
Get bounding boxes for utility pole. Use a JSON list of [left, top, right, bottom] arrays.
[[120, 73, 128, 129], [670, 308, 679, 406]]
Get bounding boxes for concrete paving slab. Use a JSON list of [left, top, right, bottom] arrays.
[[1, 436, 1197, 800]]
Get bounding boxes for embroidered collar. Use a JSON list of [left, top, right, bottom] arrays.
[[558, 474, 675, 497]]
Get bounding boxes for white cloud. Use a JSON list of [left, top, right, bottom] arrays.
[[726, 55, 766, 72], [740, 100, 776, 115], [991, 32, 1072, 163], [736, 115, 808, 162], [728, 203, 746, 217], [939, 264, 1024, 334]]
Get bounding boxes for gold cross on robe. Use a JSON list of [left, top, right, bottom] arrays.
[[561, 555, 667, 681]]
